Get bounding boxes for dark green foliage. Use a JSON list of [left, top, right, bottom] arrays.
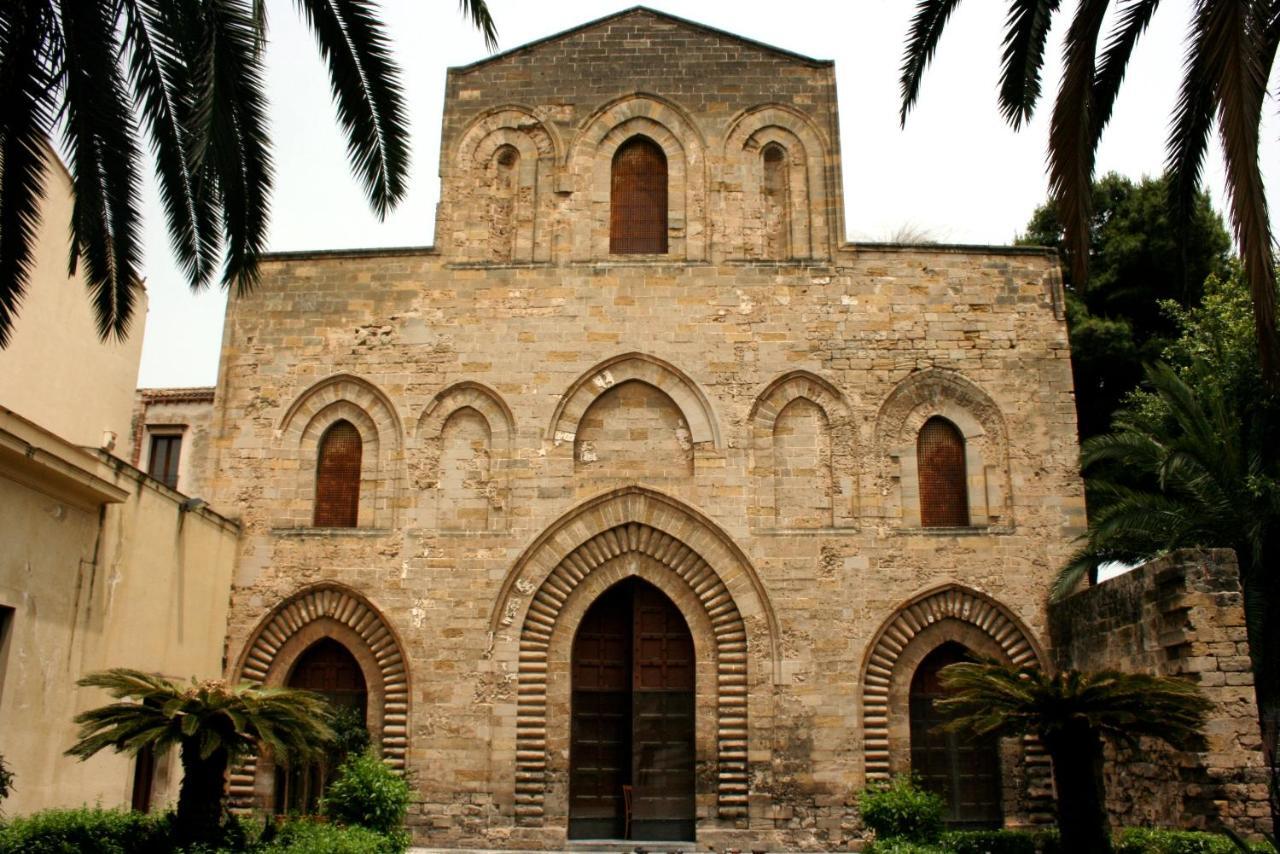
[[938, 663, 1213, 854], [865, 840, 948, 854], [0, 753, 12, 812], [1114, 827, 1270, 854], [259, 820, 406, 854], [1019, 172, 1230, 439], [940, 829, 1037, 854], [328, 705, 371, 763], [66, 669, 335, 846], [858, 776, 945, 844], [899, 0, 1280, 392], [0, 807, 172, 854], [322, 750, 410, 841], [0, 0, 498, 347]]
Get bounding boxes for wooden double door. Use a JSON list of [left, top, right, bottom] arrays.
[[569, 579, 696, 841]]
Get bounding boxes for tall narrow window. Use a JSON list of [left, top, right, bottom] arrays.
[[918, 417, 969, 527], [314, 421, 361, 528], [610, 136, 668, 254], [762, 143, 790, 259], [147, 434, 182, 489], [489, 145, 519, 262]]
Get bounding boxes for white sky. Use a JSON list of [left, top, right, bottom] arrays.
[[133, 0, 1280, 388]]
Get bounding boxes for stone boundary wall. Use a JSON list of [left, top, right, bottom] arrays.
[[1048, 549, 1272, 837]]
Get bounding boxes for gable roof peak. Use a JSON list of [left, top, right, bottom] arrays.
[[450, 6, 832, 74]]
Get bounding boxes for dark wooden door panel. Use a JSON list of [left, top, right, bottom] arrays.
[[570, 579, 696, 841]]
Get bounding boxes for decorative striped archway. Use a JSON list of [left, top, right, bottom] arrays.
[[860, 585, 1044, 780], [228, 585, 410, 806], [491, 487, 780, 826]]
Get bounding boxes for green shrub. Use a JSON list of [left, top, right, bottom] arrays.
[[1114, 828, 1242, 854], [321, 751, 410, 840], [941, 829, 1037, 854], [1032, 827, 1062, 854], [858, 776, 945, 844], [0, 753, 13, 813], [865, 839, 947, 854], [0, 807, 172, 854], [260, 821, 403, 854]]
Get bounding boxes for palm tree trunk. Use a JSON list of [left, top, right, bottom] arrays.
[[1043, 725, 1112, 854], [176, 738, 229, 845]]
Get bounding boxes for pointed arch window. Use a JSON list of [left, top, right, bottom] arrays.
[[917, 416, 969, 527], [610, 136, 668, 254], [314, 420, 362, 527]]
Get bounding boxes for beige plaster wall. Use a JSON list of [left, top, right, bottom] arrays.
[[0, 147, 145, 450], [131, 392, 216, 498], [0, 409, 238, 815]]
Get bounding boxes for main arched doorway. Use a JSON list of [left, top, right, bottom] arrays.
[[908, 643, 1002, 828], [569, 578, 695, 841], [275, 638, 368, 814]]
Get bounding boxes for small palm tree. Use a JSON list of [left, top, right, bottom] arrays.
[[66, 669, 334, 845], [937, 661, 1213, 854]]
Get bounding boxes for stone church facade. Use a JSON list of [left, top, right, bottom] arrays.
[[208, 9, 1087, 848]]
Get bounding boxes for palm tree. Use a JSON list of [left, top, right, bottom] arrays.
[[899, 1, 1280, 390], [0, 0, 497, 347], [66, 669, 335, 845], [1054, 360, 1280, 831], [937, 661, 1213, 854]]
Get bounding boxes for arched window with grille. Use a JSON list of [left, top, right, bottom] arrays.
[[610, 136, 668, 254], [917, 416, 969, 527], [314, 420, 362, 527]]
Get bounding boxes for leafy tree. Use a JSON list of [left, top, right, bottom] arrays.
[[900, 0, 1280, 390], [0, 751, 13, 814], [1020, 172, 1231, 439], [0, 0, 498, 347], [1053, 265, 1280, 831], [66, 669, 334, 846], [937, 662, 1213, 854]]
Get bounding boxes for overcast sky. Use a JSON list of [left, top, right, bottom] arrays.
[[133, 0, 1280, 388]]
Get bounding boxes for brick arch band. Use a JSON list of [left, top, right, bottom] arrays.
[[227, 585, 410, 805], [514, 523, 751, 821], [860, 585, 1043, 780]]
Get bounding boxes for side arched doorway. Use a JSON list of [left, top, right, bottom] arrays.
[[275, 638, 369, 814], [908, 642, 1002, 828], [570, 578, 695, 841]]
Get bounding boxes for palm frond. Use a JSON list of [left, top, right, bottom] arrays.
[[1199, 0, 1280, 386], [295, 0, 410, 218], [458, 0, 498, 52], [1047, 0, 1110, 291], [899, 0, 964, 126], [0, 1, 60, 348], [57, 0, 145, 341], [195, 0, 273, 294], [1090, 0, 1162, 147], [121, 0, 220, 288], [998, 0, 1061, 129]]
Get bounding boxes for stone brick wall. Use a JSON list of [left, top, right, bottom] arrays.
[[205, 9, 1088, 849], [1048, 549, 1272, 838]]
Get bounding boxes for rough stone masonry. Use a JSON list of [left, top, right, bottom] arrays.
[[207, 8, 1095, 849]]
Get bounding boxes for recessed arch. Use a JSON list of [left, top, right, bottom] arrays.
[[488, 486, 780, 825], [227, 584, 411, 810], [415, 381, 515, 531], [749, 371, 856, 528], [449, 106, 560, 262], [859, 584, 1045, 781], [548, 353, 721, 450], [568, 94, 706, 261], [277, 374, 403, 529], [874, 368, 1012, 529], [722, 104, 833, 259]]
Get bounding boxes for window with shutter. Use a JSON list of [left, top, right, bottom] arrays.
[[917, 417, 969, 527], [610, 136, 668, 254], [314, 421, 362, 528], [147, 434, 182, 490]]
